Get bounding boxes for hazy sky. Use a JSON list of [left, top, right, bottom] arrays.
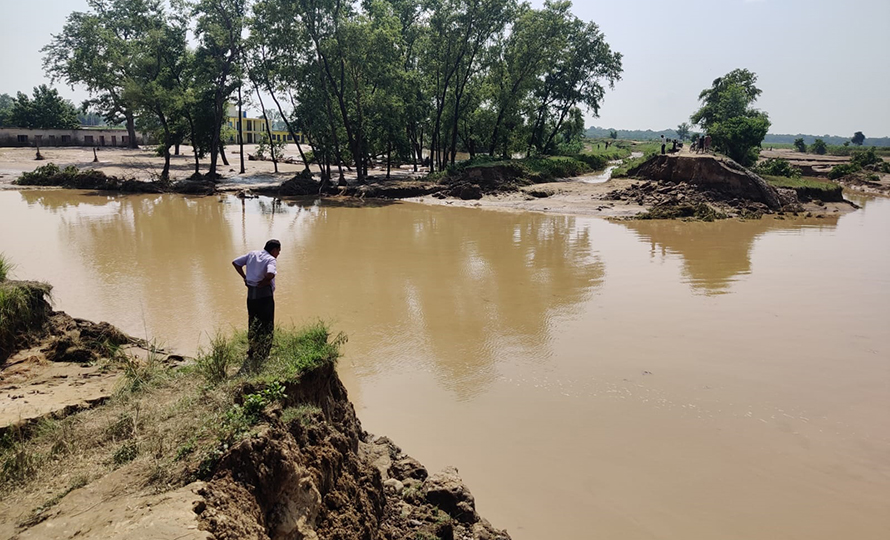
[[1, 0, 887, 136]]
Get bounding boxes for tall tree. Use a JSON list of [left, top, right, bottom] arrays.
[[486, 0, 566, 156], [43, 0, 164, 147], [9, 85, 81, 129], [676, 122, 690, 141], [851, 131, 865, 146], [526, 11, 622, 155], [691, 68, 770, 166], [193, 0, 247, 179], [0, 94, 14, 127], [128, 3, 190, 180]]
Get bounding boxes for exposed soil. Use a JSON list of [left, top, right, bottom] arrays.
[[1, 145, 873, 221], [1, 282, 511, 540], [0, 286, 177, 438]]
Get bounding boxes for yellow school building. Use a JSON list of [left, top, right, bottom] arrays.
[[225, 104, 307, 145]]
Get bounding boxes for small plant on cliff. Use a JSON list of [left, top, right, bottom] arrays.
[[810, 139, 827, 155], [281, 404, 322, 426], [794, 138, 807, 153], [256, 322, 347, 383]]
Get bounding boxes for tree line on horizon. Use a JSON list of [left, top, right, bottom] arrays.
[[584, 126, 888, 148], [40, 0, 623, 182]]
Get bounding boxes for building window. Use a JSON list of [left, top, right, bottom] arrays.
[[61, 135, 71, 143], [17, 135, 28, 143], [122, 136, 129, 145], [49, 135, 57, 142], [247, 120, 253, 131], [84, 135, 94, 144]]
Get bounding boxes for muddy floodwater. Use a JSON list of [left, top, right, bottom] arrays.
[[1, 189, 889, 539]]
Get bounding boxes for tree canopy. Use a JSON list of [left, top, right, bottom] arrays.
[[851, 131, 865, 146], [690, 68, 770, 166], [42, 0, 622, 181], [6, 85, 80, 130]]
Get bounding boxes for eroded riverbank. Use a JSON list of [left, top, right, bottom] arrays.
[[1, 190, 889, 539]]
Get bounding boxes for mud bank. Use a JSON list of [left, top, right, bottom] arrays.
[[0, 282, 510, 540]]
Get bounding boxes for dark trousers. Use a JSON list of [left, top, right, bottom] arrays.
[[247, 295, 274, 362]]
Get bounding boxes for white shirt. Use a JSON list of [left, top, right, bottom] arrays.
[[233, 250, 277, 291]]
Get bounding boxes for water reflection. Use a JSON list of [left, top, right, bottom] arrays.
[[622, 216, 840, 295], [19, 190, 238, 348], [264, 199, 605, 400], [14, 192, 604, 400]]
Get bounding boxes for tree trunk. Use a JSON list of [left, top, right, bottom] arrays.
[[253, 82, 278, 174], [219, 144, 230, 166], [238, 85, 245, 174], [125, 111, 138, 149], [158, 110, 172, 181], [267, 84, 310, 173]]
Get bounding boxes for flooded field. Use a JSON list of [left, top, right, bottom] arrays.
[[1, 189, 888, 539]]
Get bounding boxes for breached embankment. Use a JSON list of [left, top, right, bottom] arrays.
[[626, 154, 783, 209], [602, 153, 856, 219], [0, 281, 510, 540]]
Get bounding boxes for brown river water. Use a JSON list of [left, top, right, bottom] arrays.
[[1, 189, 888, 539]]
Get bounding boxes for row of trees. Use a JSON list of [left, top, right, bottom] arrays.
[[43, 0, 623, 182], [0, 86, 81, 130]]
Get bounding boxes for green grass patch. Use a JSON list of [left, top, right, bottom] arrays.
[[1, 321, 348, 507], [280, 404, 322, 426], [763, 175, 840, 191], [637, 203, 727, 222], [0, 280, 52, 360]]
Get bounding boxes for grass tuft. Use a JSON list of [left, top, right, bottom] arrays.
[[0, 280, 52, 360], [281, 404, 322, 426], [0, 253, 13, 282], [196, 331, 244, 384]]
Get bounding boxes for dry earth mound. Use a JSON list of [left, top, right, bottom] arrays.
[[627, 154, 783, 210]]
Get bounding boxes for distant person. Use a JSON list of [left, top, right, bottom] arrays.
[[660, 134, 666, 155], [232, 239, 281, 371]]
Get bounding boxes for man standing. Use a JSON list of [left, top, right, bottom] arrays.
[[660, 134, 666, 155], [232, 239, 280, 370]]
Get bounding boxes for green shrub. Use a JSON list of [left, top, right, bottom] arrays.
[[850, 147, 881, 168], [753, 157, 801, 178], [810, 139, 827, 155], [828, 163, 860, 180]]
